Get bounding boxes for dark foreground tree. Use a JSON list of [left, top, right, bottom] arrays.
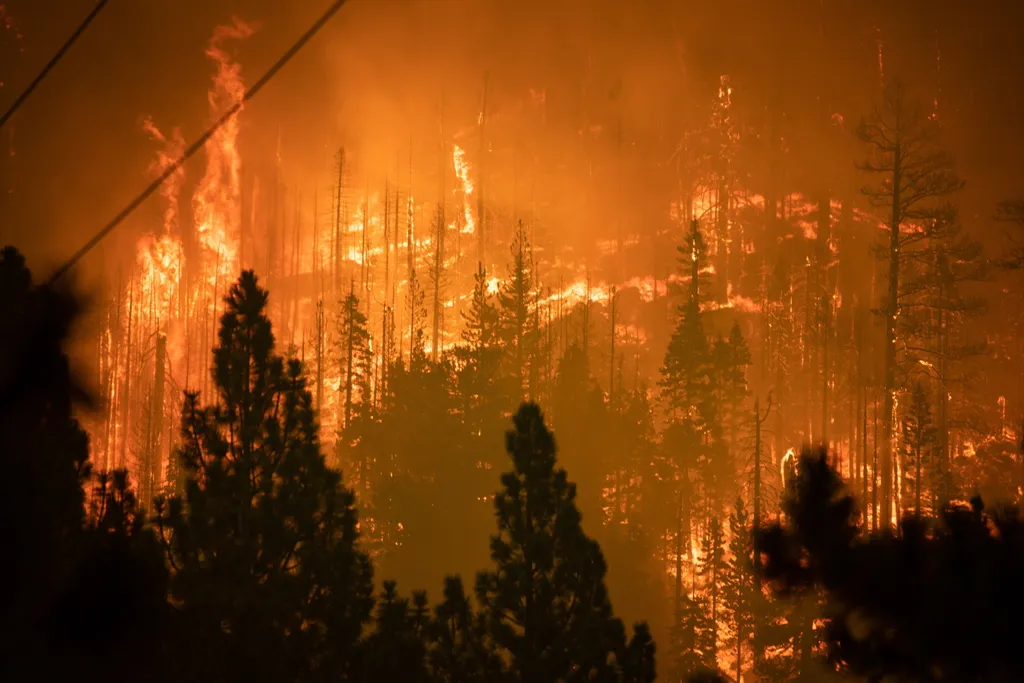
[[475, 402, 655, 683], [759, 447, 1024, 683], [0, 247, 169, 681], [0, 247, 91, 673], [52, 470, 170, 682], [156, 271, 374, 682], [360, 580, 432, 683], [428, 576, 502, 683]]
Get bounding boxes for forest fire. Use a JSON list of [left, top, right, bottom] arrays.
[[80, 14, 1017, 678], [4, 1, 1024, 681]]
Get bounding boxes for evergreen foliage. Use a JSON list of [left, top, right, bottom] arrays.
[[155, 271, 374, 682], [475, 402, 649, 683]]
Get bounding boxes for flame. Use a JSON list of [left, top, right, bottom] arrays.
[[452, 144, 475, 234], [192, 18, 253, 290]]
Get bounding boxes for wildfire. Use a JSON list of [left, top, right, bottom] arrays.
[[452, 144, 475, 234], [193, 18, 253, 290]]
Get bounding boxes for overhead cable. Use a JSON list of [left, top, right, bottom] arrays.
[[0, 0, 110, 131], [48, 0, 350, 284]]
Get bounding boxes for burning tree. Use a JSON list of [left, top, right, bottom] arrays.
[[475, 403, 653, 683], [856, 82, 963, 528]]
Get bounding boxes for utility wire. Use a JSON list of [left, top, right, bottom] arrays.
[[48, 0, 350, 284], [0, 0, 109, 131]]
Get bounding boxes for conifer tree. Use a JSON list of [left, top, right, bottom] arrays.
[[696, 515, 727, 668], [360, 581, 432, 683], [661, 219, 712, 424], [428, 576, 501, 683], [857, 82, 963, 527], [498, 221, 537, 399], [723, 496, 754, 682], [552, 342, 607, 520], [900, 206, 985, 508], [58, 470, 170, 682], [476, 402, 649, 683], [717, 322, 751, 458], [463, 263, 500, 352], [455, 263, 507, 456], [901, 381, 937, 517], [156, 271, 374, 683], [620, 622, 657, 683], [339, 284, 373, 431], [407, 262, 429, 366], [337, 285, 374, 493], [0, 246, 94, 675]]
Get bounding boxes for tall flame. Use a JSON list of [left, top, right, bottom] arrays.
[[452, 144, 475, 234], [193, 18, 253, 288]]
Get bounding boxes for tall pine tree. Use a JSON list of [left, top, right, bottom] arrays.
[[475, 403, 651, 683], [156, 271, 374, 683]]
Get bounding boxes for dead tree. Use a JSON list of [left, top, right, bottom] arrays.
[[856, 82, 962, 527]]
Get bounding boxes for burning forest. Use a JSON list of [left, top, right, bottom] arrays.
[[2, 1, 1024, 681]]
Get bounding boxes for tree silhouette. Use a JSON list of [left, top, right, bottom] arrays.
[[0, 247, 170, 681], [0, 246, 90, 674], [552, 342, 608, 521], [475, 402, 651, 683], [52, 470, 170, 682], [428, 576, 502, 683], [660, 220, 712, 425], [856, 82, 964, 528], [759, 447, 1024, 683], [901, 381, 938, 516], [337, 285, 375, 495], [498, 221, 538, 399], [156, 271, 374, 682], [723, 496, 754, 682], [695, 515, 726, 668], [360, 580, 432, 683]]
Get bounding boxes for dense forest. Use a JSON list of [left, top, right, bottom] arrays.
[[3, 1, 1024, 682]]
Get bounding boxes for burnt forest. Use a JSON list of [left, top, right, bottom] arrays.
[[2, 1, 1024, 682]]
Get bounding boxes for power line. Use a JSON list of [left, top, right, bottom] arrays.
[[0, 0, 109, 131], [48, 0, 350, 284]]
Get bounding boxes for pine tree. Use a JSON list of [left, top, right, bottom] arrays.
[[621, 622, 657, 683], [718, 322, 751, 459], [609, 387, 657, 526], [455, 263, 508, 459], [696, 515, 727, 669], [857, 82, 963, 528], [58, 470, 170, 682], [498, 221, 537, 399], [463, 263, 499, 351], [337, 285, 374, 494], [339, 284, 373, 431], [156, 271, 374, 683], [552, 342, 607, 521], [360, 581, 432, 683], [0, 246, 93, 675], [660, 219, 712, 425], [723, 496, 754, 682], [407, 262, 429, 367], [475, 403, 640, 683], [899, 206, 985, 509], [901, 382, 937, 517], [428, 576, 501, 683]]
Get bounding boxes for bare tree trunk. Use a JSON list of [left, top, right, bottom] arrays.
[[334, 148, 345, 296], [477, 72, 488, 266]]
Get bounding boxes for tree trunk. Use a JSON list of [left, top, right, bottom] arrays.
[[882, 120, 903, 529]]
